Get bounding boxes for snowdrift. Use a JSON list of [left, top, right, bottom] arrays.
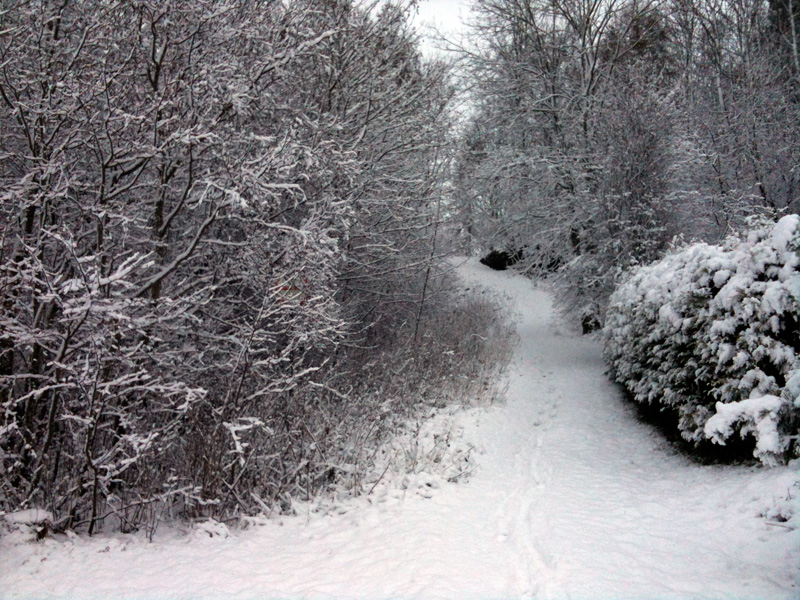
[[603, 215, 800, 464]]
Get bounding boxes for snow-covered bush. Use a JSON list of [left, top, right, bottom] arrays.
[[603, 215, 800, 464], [1, 509, 53, 542]]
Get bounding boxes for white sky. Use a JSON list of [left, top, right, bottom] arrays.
[[411, 0, 473, 57]]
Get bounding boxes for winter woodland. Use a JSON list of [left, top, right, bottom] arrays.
[[1, 0, 799, 544]]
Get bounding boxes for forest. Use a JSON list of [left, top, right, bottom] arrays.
[[1, 0, 798, 535]]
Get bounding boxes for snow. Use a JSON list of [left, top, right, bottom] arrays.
[[3, 510, 53, 525], [704, 396, 787, 460], [603, 217, 800, 459], [192, 519, 231, 540], [1, 259, 798, 600], [771, 214, 800, 255]]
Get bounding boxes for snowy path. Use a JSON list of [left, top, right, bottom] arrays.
[[2, 260, 798, 600]]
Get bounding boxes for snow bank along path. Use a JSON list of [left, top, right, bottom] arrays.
[[2, 259, 798, 599]]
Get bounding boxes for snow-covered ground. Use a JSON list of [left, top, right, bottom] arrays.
[[2, 259, 798, 600]]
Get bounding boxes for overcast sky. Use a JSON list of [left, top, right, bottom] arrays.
[[411, 0, 474, 56]]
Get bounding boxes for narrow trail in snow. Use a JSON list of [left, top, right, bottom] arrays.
[[455, 261, 798, 600], [1, 259, 798, 600]]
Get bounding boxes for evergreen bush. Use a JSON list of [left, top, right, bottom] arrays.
[[603, 215, 800, 464]]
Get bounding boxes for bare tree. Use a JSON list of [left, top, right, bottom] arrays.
[[453, 0, 800, 327], [454, 0, 676, 323], [1, 0, 498, 533]]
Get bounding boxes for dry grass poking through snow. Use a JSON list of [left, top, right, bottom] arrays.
[[303, 270, 517, 513]]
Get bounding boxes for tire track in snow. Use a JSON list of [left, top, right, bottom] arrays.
[[482, 287, 569, 600], [501, 284, 570, 600]]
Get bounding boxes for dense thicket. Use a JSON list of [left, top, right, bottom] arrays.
[[0, 0, 512, 534], [603, 215, 800, 464], [453, 0, 800, 325]]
